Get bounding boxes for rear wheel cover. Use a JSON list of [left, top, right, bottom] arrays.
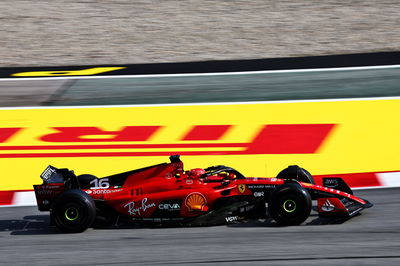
[[64, 207, 79, 221]]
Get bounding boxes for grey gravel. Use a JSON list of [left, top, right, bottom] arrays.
[[1, 0, 400, 67]]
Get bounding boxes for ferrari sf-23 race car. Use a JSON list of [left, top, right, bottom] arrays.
[[33, 155, 372, 233]]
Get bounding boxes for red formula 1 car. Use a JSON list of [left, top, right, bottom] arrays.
[[33, 155, 372, 233]]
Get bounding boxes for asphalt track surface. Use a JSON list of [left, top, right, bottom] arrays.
[[1, 66, 400, 107], [55, 67, 400, 106], [0, 188, 399, 265]]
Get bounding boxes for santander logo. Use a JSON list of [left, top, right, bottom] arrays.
[[321, 199, 335, 212]]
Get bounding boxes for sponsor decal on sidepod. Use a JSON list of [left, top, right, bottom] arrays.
[[124, 198, 156, 216]]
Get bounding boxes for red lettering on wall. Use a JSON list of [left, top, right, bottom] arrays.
[[245, 124, 336, 154], [0, 124, 336, 157], [182, 125, 232, 141], [40, 126, 161, 142], [0, 128, 22, 143]]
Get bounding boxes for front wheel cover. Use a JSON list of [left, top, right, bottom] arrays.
[[268, 184, 312, 226], [51, 189, 96, 233]]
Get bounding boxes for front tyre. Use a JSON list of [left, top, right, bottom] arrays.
[[277, 165, 315, 184], [268, 183, 312, 226], [51, 189, 96, 233]]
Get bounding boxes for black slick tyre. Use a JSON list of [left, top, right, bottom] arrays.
[[51, 189, 96, 233], [268, 183, 312, 226], [77, 174, 98, 189], [277, 165, 315, 184]]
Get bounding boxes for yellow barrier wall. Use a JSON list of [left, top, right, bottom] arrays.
[[0, 98, 399, 190]]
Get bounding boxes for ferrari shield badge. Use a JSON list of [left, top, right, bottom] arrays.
[[238, 184, 246, 193]]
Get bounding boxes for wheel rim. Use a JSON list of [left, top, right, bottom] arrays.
[[65, 207, 79, 221], [283, 199, 297, 213]]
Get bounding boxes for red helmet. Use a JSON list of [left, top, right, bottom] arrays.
[[188, 168, 206, 178]]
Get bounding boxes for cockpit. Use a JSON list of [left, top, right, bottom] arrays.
[[200, 165, 245, 182]]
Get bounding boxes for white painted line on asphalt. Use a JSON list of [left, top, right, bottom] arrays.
[[1, 64, 400, 81], [0, 96, 398, 111]]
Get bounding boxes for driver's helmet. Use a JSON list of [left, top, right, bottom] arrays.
[[188, 168, 206, 179]]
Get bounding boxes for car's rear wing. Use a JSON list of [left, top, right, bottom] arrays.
[[33, 165, 80, 211], [39, 165, 80, 188]]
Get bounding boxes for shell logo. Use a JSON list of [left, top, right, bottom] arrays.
[[185, 192, 207, 211]]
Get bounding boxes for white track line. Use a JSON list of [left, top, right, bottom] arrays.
[[0, 96, 398, 111], [1, 64, 400, 82]]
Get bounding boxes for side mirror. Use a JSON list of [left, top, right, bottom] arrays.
[[221, 180, 231, 186]]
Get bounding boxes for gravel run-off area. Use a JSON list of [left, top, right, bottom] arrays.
[[1, 0, 400, 67]]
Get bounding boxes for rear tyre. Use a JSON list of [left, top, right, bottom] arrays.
[[268, 183, 312, 226], [51, 189, 96, 233], [277, 165, 315, 184]]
